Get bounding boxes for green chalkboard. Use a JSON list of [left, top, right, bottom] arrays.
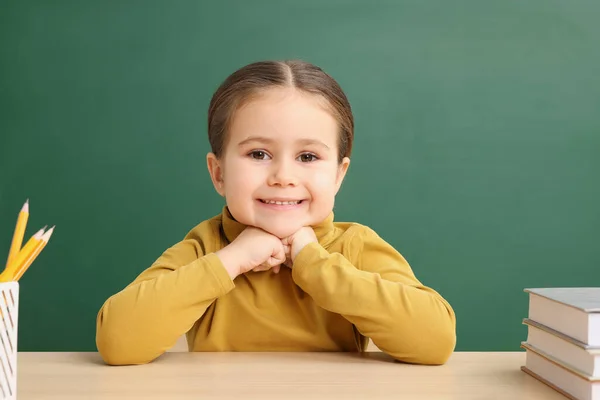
[[1, 0, 599, 351]]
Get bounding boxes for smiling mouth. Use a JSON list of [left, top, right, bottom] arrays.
[[259, 199, 304, 205]]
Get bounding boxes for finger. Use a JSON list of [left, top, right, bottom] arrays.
[[264, 247, 285, 267], [253, 263, 271, 272], [267, 256, 284, 267], [272, 264, 280, 274], [273, 245, 286, 265]]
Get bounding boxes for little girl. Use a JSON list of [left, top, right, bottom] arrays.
[[96, 60, 456, 366]]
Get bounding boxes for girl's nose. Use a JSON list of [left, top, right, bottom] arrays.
[[267, 159, 298, 187]]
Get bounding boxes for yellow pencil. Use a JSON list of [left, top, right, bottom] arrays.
[[13, 226, 54, 281], [5, 199, 29, 268], [0, 227, 45, 282]]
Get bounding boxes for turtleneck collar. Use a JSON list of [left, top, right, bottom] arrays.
[[220, 206, 336, 247]]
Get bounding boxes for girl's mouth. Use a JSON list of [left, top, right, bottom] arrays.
[[259, 199, 303, 205]]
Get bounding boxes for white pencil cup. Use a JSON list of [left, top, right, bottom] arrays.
[[0, 282, 18, 400]]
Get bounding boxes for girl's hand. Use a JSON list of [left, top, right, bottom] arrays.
[[281, 227, 318, 265], [216, 227, 287, 279]]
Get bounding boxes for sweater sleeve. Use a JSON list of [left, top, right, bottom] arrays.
[[291, 227, 456, 365], [96, 236, 235, 366]]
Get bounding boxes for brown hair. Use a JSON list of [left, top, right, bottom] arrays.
[[207, 60, 354, 163]]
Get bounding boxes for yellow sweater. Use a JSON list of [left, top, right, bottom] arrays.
[[96, 207, 456, 366]]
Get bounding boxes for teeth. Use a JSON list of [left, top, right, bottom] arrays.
[[263, 200, 300, 205]]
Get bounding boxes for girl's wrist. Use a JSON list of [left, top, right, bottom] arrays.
[[215, 247, 241, 280]]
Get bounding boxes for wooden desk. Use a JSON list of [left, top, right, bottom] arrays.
[[16, 352, 563, 399]]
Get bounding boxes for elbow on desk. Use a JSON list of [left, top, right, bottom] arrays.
[[385, 307, 457, 366], [420, 325, 456, 365], [96, 333, 158, 366], [420, 317, 457, 365], [387, 324, 456, 366], [415, 305, 457, 365], [99, 353, 155, 367], [411, 294, 458, 365], [96, 312, 158, 366]]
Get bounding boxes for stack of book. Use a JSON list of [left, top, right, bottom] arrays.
[[521, 287, 600, 400]]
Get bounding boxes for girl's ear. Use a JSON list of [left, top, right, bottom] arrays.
[[207, 153, 225, 197], [334, 157, 351, 194]]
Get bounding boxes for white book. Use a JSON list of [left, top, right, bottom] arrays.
[[525, 288, 600, 346], [524, 318, 600, 377], [522, 343, 600, 400]]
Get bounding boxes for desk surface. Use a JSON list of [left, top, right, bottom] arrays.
[[16, 351, 562, 399]]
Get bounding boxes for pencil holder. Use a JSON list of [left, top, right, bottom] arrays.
[[0, 282, 18, 400]]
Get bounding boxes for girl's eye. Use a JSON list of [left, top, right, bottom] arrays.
[[298, 153, 318, 163], [249, 150, 270, 160]]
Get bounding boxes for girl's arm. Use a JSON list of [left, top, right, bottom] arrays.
[[96, 235, 234, 366], [291, 227, 456, 365]]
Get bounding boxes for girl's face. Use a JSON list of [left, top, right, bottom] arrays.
[[207, 87, 350, 239]]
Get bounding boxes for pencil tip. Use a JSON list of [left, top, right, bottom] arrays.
[[22, 200, 29, 213], [34, 227, 45, 238], [41, 226, 55, 241]]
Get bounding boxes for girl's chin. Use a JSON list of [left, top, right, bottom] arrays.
[[259, 224, 304, 239]]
